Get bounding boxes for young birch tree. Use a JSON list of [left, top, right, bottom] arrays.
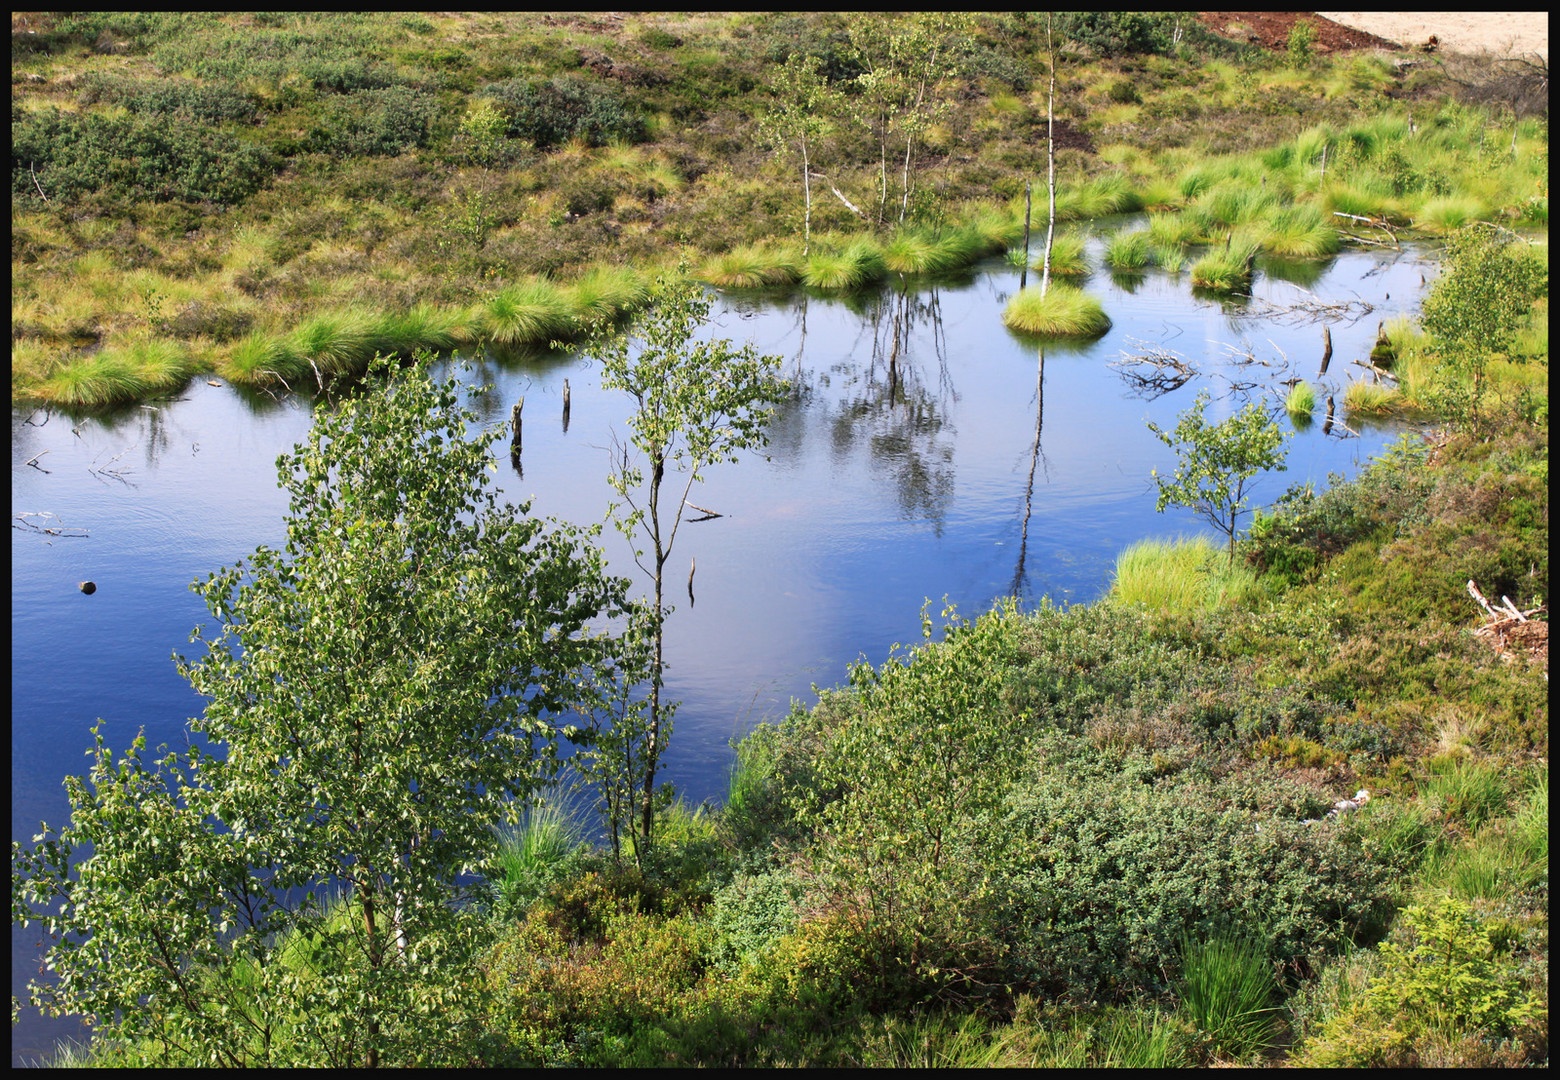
[[590, 272, 786, 846], [759, 53, 836, 257], [1147, 392, 1289, 567], [12, 355, 633, 1066]]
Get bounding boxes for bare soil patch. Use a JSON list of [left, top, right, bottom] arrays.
[[1196, 12, 1402, 54]]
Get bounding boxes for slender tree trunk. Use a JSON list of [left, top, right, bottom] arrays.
[[1021, 180, 1032, 290], [643, 455, 666, 845], [1041, 17, 1057, 298], [801, 135, 813, 257]]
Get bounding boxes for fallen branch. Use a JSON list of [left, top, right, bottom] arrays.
[[808, 172, 869, 222], [13, 512, 88, 538], [1467, 579, 1499, 620]]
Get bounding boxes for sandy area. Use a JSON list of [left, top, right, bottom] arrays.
[[1315, 12, 1548, 60]]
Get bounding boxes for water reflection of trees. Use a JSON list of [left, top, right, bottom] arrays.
[[827, 287, 958, 535], [766, 286, 959, 533], [1009, 347, 1045, 599]]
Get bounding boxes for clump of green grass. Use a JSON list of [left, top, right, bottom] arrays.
[[1051, 173, 1143, 220], [369, 302, 473, 358], [1103, 229, 1152, 270], [964, 205, 1023, 250], [222, 330, 306, 388], [1190, 233, 1261, 293], [1285, 379, 1316, 419], [1342, 379, 1397, 416], [565, 265, 650, 324], [1415, 196, 1490, 234], [882, 228, 986, 276], [1177, 932, 1279, 1061], [1421, 758, 1512, 832], [802, 237, 886, 290], [1026, 232, 1089, 276], [36, 339, 195, 407], [477, 279, 577, 348], [288, 310, 378, 378], [700, 245, 800, 288], [1261, 204, 1340, 257], [1147, 212, 1200, 252], [1110, 536, 1263, 614], [1322, 177, 1403, 223], [1001, 282, 1110, 337], [997, 999, 1193, 1068]]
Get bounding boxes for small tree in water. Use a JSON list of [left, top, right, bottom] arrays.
[[1147, 392, 1289, 567], [584, 271, 786, 852], [11, 355, 634, 1066]]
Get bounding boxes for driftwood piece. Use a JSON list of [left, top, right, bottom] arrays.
[[1469, 579, 1547, 675]]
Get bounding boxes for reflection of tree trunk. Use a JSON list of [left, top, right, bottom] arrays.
[[795, 293, 808, 377], [1011, 348, 1045, 597]]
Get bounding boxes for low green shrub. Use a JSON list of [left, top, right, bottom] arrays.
[[12, 108, 276, 206], [313, 86, 438, 157], [482, 75, 649, 149], [991, 746, 1394, 998], [707, 870, 809, 975], [1296, 896, 1545, 1066]]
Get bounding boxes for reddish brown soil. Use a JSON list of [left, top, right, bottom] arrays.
[[1196, 12, 1403, 54]]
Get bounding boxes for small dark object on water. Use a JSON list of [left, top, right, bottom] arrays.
[[79, 581, 96, 595]]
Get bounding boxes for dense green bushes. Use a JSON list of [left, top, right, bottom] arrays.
[[311, 86, 439, 157], [12, 107, 275, 206], [481, 75, 648, 149]]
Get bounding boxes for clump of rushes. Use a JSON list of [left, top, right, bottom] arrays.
[[36, 339, 195, 407], [289, 311, 377, 378], [1260, 204, 1340, 257], [1343, 379, 1397, 415], [1104, 229, 1152, 270], [1033, 232, 1090, 276], [222, 330, 306, 388], [964, 206, 1024, 250], [802, 237, 886, 290], [477, 278, 577, 348], [1415, 196, 1490, 234], [884, 228, 989, 276], [369, 302, 474, 358], [1147, 212, 1200, 252], [1001, 282, 1111, 337], [1052, 173, 1143, 220], [1190, 231, 1261, 293], [1110, 535, 1262, 614], [700, 245, 801, 288], [1177, 932, 1279, 1060], [1285, 379, 1315, 419], [564, 265, 650, 324]]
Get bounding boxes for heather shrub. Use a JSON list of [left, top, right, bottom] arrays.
[[989, 744, 1394, 997], [12, 108, 275, 206], [482, 76, 648, 149]]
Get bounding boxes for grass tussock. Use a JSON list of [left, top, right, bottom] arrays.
[[1190, 233, 1261, 293], [34, 339, 195, 407], [1109, 536, 1263, 614], [882, 228, 988, 276], [1001, 282, 1111, 337], [1104, 229, 1152, 270], [1343, 379, 1398, 416], [1286, 379, 1316, 418], [478, 279, 578, 348], [802, 237, 887, 291], [700, 245, 802, 288]]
